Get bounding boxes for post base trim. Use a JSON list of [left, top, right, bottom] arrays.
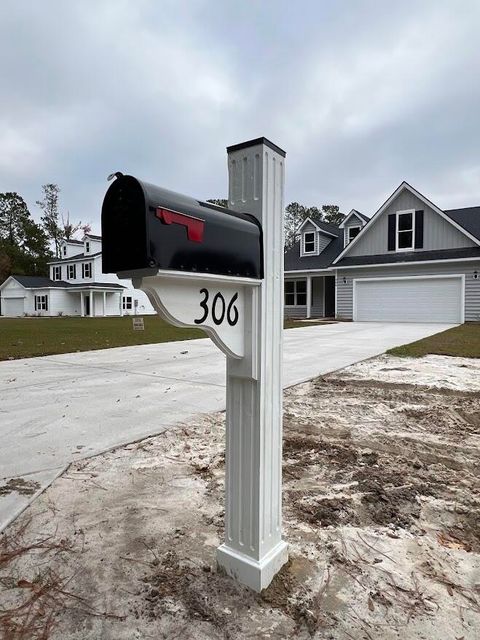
[[216, 540, 288, 592]]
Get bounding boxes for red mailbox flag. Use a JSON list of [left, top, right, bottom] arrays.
[[156, 208, 205, 243]]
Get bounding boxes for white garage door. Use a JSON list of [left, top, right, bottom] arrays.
[[354, 276, 463, 323], [3, 298, 25, 317]]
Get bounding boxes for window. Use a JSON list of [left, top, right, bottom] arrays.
[[62, 246, 67, 257], [82, 262, 92, 278], [122, 296, 133, 310], [52, 265, 61, 281], [34, 295, 48, 311], [396, 210, 414, 251], [85, 241, 90, 254], [285, 280, 307, 306], [348, 226, 361, 243], [67, 264, 76, 279], [303, 232, 315, 254]]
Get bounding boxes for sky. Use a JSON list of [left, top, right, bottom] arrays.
[[1, 0, 479, 233]]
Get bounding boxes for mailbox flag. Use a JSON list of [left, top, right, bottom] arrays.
[[155, 208, 205, 243]]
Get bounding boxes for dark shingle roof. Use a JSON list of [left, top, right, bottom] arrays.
[[335, 246, 480, 268], [48, 251, 102, 264], [65, 239, 83, 245], [85, 233, 102, 240], [10, 276, 56, 288], [285, 235, 344, 271], [444, 206, 480, 241], [8, 275, 124, 290], [308, 218, 341, 236]]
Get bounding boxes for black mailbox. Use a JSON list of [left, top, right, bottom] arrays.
[[101, 173, 263, 279]]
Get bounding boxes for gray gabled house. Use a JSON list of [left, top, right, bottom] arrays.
[[284, 182, 480, 323]]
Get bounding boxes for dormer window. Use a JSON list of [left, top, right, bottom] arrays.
[[303, 232, 316, 254], [348, 226, 361, 243], [396, 210, 414, 251], [63, 246, 67, 257], [85, 241, 90, 254]]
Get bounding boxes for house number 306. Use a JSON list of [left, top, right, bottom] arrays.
[[194, 288, 239, 326]]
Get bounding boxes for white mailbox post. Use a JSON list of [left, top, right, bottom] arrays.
[[216, 138, 288, 590], [101, 137, 287, 591]]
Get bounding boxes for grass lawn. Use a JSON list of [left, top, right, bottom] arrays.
[[0, 316, 329, 361], [387, 322, 480, 358]]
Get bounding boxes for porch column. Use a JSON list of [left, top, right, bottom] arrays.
[[89, 291, 93, 317], [80, 291, 84, 317], [103, 291, 106, 317], [120, 294, 124, 317], [306, 275, 312, 319]]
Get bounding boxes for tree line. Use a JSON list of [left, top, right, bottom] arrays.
[[0, 184, 90, 284], [208, 199, 345, 249], [0, 192, 343, 284]]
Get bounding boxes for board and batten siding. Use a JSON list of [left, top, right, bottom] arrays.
[[348, 191, 476, 257], [335, 261, 480, 321]]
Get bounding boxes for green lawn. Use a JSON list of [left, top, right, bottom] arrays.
[[387, 322, 480, 358], [0, 316, 329, 361]]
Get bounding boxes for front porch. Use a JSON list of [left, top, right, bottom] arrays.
[[284, 274, 335, 319], [67, 286, 124, 317]]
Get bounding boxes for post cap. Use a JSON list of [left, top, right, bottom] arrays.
[[227, 137, 286, 158]]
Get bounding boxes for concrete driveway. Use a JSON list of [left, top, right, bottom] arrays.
[[0, 321, 454, 529]]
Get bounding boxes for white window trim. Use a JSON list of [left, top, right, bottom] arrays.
[[52, 266, 61, 281], [302, 231, 316, 256], [285, 279, 308, 307], [352, 274, 465, 323], [395, 209, 415, 252], [347, 226, 361, 244], [82, 262, 92, 279], [67, 264, 76, 279], [34, 294, 49, 311]]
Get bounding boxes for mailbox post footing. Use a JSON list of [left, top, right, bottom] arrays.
[[216, 541, 288, 592]]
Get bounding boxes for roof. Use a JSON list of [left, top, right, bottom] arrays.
[[48, 251, 102, 264], [85, 233, 102, 241], [285, 235, 344, 271], [445, 207, 480, 241], [6, 275, 124, 290], [334, 246, 480, 268], [352, 210, 370, 223], [333, 182, 480, 265], [312, 218, 341, 236], [63, 239, 83, 245]]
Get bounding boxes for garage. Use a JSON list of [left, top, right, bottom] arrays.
[[353, 275, 464, 323], [2, 297, 25, 317]]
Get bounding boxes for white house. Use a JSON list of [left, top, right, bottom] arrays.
[[0, 233, 156, 317]]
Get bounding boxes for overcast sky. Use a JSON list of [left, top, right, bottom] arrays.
[[1, 0, 479, 232]]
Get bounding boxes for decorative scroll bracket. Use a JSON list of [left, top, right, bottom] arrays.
[[134, 270, 261, 362]]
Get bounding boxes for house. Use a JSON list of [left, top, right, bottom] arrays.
[[284, 182, 480, 323], [0, 233, 156, 317]]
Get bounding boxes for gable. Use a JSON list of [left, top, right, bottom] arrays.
[[343, 213, 363, 228], [0, 277, 25, 293], [345, 189, 477, 258]]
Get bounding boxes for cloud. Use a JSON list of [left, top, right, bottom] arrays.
[[0, 0, 479, 229]]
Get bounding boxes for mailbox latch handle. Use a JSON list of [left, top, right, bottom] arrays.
[[155, 208, 205, 243]]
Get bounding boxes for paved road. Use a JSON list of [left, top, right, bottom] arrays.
[[0, 322, 454, 529]]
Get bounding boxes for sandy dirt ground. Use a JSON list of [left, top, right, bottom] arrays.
[[1, 355, 479, 639]]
